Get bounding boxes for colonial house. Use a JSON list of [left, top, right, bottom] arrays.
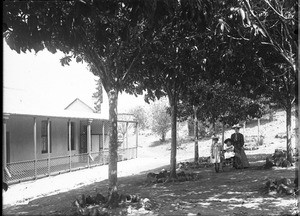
[[3, 94, 137, 184]]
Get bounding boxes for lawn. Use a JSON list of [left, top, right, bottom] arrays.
[[3, 156, 298, 216]]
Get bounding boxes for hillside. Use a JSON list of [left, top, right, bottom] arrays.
[[137, 109, 297, 161]]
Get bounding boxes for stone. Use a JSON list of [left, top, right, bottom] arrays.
[[85, 195, 96, 205], [118, 194, 127, 203], [265, 180, 271, 189], [281, 160, 291, 167], [274, 157, 285, 166], [274, 149, 286, 158], [142, 198, 152, 210], [277, 184, 294, 195], [95, 193, 107, 204], [146, 172, 157, 183], [265, 157, 274, 169], [275, 178, 292, 186]]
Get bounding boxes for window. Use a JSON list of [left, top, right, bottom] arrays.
[[41, 120, 52, 154], [68, 122, 76, 151]]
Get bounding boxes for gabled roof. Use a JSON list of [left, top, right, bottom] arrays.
[[64, 98, 95, 113]]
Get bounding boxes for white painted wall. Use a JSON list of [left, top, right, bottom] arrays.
[[6, 115, 109, 163]]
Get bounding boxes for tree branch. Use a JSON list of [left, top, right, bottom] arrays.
[[121, 43, 147, 82], [263, 0, 295, 21], [241, 0, 297, 72]]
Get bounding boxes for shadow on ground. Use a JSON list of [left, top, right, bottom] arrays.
[[3, 153, 298, 216]]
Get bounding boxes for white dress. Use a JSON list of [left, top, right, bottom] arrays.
[[210, 142, 222, 163], [224, 145, 235, 159]]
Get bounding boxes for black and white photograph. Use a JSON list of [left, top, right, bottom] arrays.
[[2, 0, 299, 215]]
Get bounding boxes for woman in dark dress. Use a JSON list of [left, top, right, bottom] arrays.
[[230, 124, 250, 169]]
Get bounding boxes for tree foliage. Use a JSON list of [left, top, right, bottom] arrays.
[[92, 78, 103, 113], [150, 98, 171, 142], [128, 106, 148, 130]]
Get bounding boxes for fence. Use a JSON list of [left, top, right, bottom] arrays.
[[4, 148, 137, 185]]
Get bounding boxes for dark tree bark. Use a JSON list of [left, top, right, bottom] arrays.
[[285, 69, 294, 163], [107, 89, 119, 207], [161, 133, 166, 142], [193, 106, 199, 163], [169, 95, 177, 179], [286, 102, 293, 163]]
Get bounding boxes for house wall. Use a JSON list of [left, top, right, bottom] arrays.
[[6, 115, 109, 163], [91, 121, 109, 151], [6, 116, 81, 162], [7, 116, 35, 162]]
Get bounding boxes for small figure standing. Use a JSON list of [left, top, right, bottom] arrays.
[[210, 135, 223, 173], [230, 124, 250, 169]]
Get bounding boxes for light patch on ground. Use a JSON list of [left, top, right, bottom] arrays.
[[271, 198, 298, 207], [186, 191, 213, 195], [273, 166, 296, 171], [206, 197, 244, 203], [241, 202, 261, 209], [196, 202, 211, 206], [157, 193, 177, 198]]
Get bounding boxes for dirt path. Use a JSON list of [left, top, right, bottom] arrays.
[[3, 159, 298, 216]]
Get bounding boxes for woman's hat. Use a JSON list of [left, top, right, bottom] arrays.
[[211, 135, 219, 140], [232, 124, 242, 129], [224, 138, 232, 144]]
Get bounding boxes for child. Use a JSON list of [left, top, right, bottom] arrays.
[[210, 135, 222, 173], [223, 138, 235, 167]]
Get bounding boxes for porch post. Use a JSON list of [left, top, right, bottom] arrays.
[[34, 117, 37, 179], [102, 122, 105, 149], [47, 118, 51, 176], [126, 122, 128, 149], [87, 119, 93, 167], [135, 122, 138, 158], [3, 114, 9, 180], [68, 120, 72, 172], [102, 121, 105, 164]]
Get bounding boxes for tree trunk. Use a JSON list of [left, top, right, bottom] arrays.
[[161, 133, 166, 142], [295, 78, 299, 181], [286, 103, 293, 163], [193, 106, 199, 163], [169, 93, 177, 179], [257, 118, 260, 144], [212, 121, 216, 134], [221, 123, 225, 146], [106, 89, 119, 208], [188, 118, 194, 137]]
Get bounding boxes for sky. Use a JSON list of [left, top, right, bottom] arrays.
[[3, 40, 147, 114]]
